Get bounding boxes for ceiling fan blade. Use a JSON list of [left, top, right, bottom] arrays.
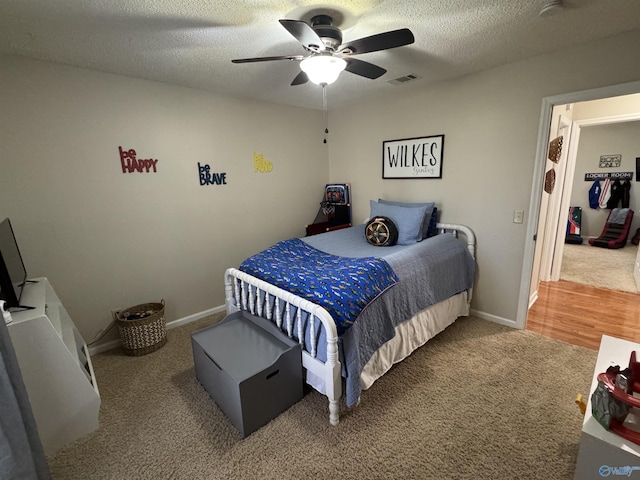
[[279, 19, 324, 51], [231, 55, 304, 64], [291, 71, 309, 86], [344, 58, 387, 79], [338, 28, 415, 55]]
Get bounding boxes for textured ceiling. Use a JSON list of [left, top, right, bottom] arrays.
[[2, 0, 640, 110]]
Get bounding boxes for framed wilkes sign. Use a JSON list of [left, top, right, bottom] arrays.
[[382, 134, 444, 179]]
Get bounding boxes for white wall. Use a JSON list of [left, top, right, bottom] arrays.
[[329, 28, 640, 323], [573, 93, 640, 120], [570, 121, 640, 238], [0, 55, 327, 343]]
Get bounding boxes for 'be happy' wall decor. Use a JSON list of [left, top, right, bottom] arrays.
[[119, 146, 158, 173]]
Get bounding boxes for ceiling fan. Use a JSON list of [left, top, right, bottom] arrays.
[[231, 14, 415, 86]]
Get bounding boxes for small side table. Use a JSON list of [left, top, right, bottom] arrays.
[[305, 221, 351, 236]]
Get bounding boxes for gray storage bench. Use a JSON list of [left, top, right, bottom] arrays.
[[191, 310, 303, 437]]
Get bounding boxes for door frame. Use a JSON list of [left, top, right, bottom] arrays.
[[539, 114, 573, 282], [516, 79, 640, 330]]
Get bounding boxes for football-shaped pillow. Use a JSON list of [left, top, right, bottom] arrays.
[[365, 216, 399, 246]]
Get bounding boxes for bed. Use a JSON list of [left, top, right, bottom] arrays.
[[224, 217, 476, 426]]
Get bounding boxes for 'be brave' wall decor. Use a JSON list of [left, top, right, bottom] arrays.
[[119, 146, 159, 173], [382, 135, 444, 179], [198, 162, 227, 186]]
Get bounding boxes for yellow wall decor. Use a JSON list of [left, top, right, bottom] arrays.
[[253, 152, 273, 173]]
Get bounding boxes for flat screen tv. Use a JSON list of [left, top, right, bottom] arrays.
[[0, 218, 28, 309]]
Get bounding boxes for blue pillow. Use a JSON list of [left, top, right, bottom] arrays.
[[378, 199, 435, 240], [369, 200, 427, 245], [426, 207, 438, 238]]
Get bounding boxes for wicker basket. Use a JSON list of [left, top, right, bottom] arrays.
[[116, 300, 167, 356]]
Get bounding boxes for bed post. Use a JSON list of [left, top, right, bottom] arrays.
[[436, 223, 476, 258], [224, 270, 238, 313], [305, 304, 341, 425], [435, 223, 476, 303], [326, 335, 341, 426]]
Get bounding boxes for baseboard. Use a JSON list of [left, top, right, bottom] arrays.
[[528, 291, 539, 309], [470, 309, 518, 329], [88, 304, 226, 355], [166, 304, 226, 330], [89, 305, 517, 355]]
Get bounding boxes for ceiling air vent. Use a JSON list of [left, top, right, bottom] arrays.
[[388, 73, 422, 86]]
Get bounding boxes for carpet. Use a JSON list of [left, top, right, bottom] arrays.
[[47, 314, 596, 480], [560, 243, 638, 293]]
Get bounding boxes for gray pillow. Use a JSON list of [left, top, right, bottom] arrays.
[[369, 200, 428, 245], [378, 199, 435, 240]]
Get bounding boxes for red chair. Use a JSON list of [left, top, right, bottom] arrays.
[[588, 208, 634, 249]]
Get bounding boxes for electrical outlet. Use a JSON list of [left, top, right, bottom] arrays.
[[513, 210, 524, 224], [90, 310, 121, 344]]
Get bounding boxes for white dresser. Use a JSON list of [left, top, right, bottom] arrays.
[[7, 277, 100, 454]]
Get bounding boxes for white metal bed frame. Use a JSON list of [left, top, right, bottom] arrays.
[[224, 223, 476, 426]]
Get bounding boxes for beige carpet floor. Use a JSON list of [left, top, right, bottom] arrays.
[[560, 243, 638, 293], [47, 314, 596, 480]]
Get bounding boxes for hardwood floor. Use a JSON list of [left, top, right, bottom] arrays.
[[526, 280, 640, 350]]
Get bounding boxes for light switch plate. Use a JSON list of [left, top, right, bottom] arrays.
[[514, 210, 524, 224]]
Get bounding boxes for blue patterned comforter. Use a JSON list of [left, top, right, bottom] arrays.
[[239, 238, 399, 335]]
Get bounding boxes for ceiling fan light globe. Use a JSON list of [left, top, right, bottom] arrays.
[[300, 56, 347, 85]]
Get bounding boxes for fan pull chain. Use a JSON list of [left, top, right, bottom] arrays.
[[322, 83, 328, 144]]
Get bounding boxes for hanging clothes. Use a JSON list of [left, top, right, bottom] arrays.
[[598, 178, 611, 209], [622, 179, 632, 208], [588, 180, 601, 209], [606, 179, 623, 209]]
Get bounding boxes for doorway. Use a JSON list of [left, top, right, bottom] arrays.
[[517, 80, 640, 331], [541, 110, 640, 287]]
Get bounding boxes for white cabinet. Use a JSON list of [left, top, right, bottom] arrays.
[[574, 335, 640, 479], [7, 277, 100, 454]]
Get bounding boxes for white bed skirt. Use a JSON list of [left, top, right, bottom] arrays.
[[306, 290, 469, 396]]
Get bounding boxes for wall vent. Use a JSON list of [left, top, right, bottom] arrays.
[[388, 73, 422, 86]]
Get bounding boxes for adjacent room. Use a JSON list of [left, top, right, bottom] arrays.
[[528, 97, 640, 349], [561, 119, 640, 293], [2, 1, 640, 479]]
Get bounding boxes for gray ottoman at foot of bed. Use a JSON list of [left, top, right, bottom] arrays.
[[191, 310, 303, 437]]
